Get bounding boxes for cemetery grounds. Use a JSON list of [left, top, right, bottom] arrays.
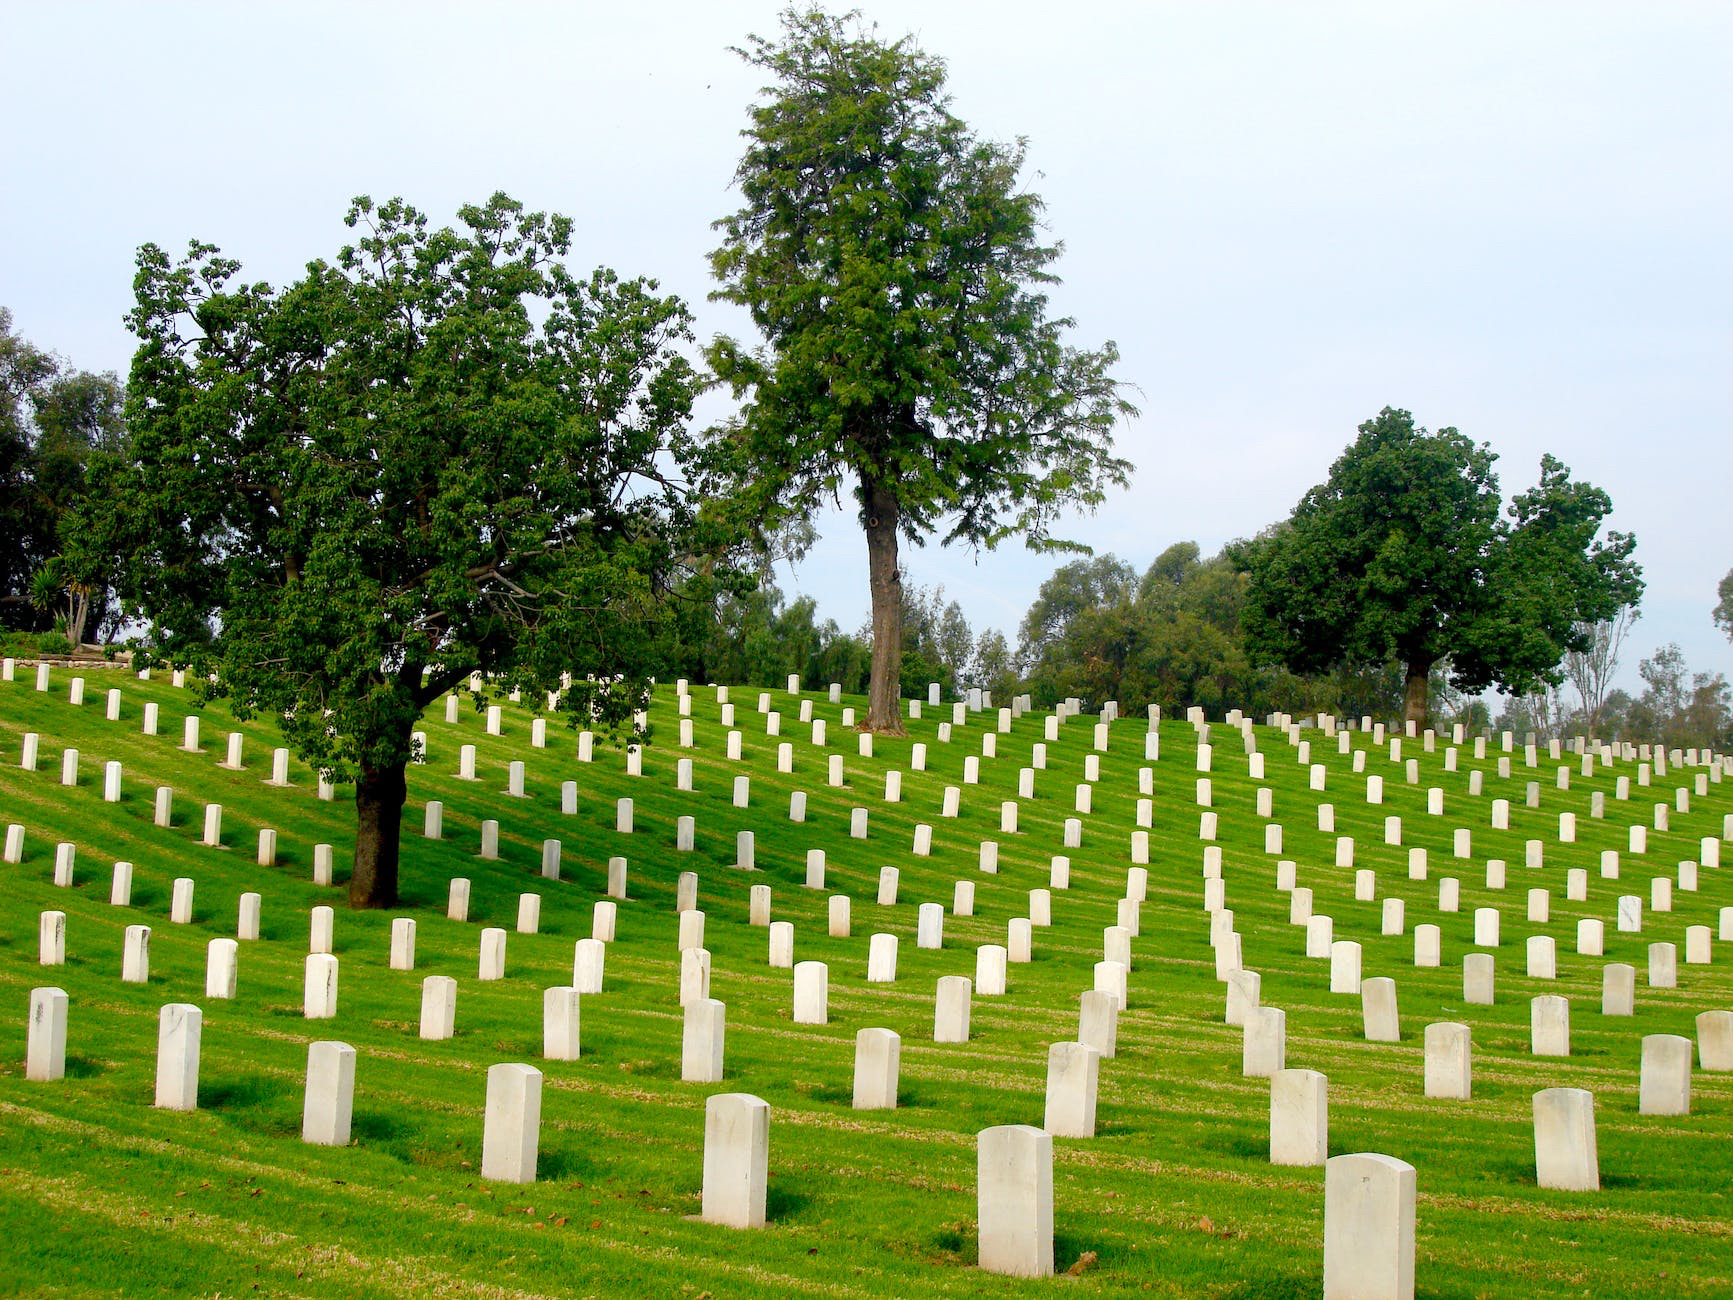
[[0, 663, 1729, 1297]]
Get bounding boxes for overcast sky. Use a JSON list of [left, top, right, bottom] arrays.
[[4, 1, 1728, 697]]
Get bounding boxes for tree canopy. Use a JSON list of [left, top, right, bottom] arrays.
[[664, 573, 872, 696], [706, 6, 1135, 731], [79, 194, 710, 907], [1715, 567, 1733, 643], [1017, 545, 1283, 718], [0, 307, 127, 643], [661, 572, 1002, 704], [1236, 406, 1642, 724]]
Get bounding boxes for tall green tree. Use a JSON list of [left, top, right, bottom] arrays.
[[1715, 567, 1733, 642], [1236, 407, 1642, 726], [1018, 555, 1139, 672], [0, 310, 58, 622], [968, 628, 1018, 702], [0, 308, 127, 639], [1017, 555, 1138, 707], [706, 7, 1136, 732], [80, 194, 709, 907]]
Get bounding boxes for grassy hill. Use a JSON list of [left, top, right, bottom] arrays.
[[1, 661, 1729, 1297]]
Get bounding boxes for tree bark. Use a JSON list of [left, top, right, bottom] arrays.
[[1403, 660, 1431, 730], [349, 758, 407, 908], [863, 473, 906, 734], [68, 590, 90, 647]]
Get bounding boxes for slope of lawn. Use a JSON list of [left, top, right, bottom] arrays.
[[0, 660, 1729, 1297]]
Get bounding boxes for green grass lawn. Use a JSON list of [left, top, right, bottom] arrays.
[[1, 662, 1729, 1297]]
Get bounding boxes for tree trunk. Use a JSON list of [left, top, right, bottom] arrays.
[[1403, 660, 1431, 730], [863, 474, 906, 734], [349, 758, 407, 908], [68, 590, 90, 647]]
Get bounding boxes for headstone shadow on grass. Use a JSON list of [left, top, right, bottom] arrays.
[[534, 1144, 600, 1183], [763, 1181, 811, 1220], [347, 1108, 411, 1150], [797, 1079, 854, 1107], [930, 1220, 973, 1259], [203, 1072, 295, 1133], [615, 1056, 682, 1081], [1084, 1111, 1156, 1138], [1217, 1131, 1272, 1162], [61, 1053, 107, 1078], [1476, 1034, 1529, 1056]]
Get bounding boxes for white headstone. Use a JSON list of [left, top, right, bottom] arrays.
[[1531, 995, 1571, 1055], [122, 925, 150, 983], [976, 944, 1008, 996], [1042, 1041, 1100, 1137], [1361, 977, 1399, 1041], [701, 1092, 769, 1229], [976, 1125, 1053, 1278], [204, 937, 238, 999], [853, 1028, 901, 1109], [154, 1003, 202, 1110], [1323, 1152, 1416, 1300], [1243, 1006, 1286, 1077], [1639, 1034, 1692, 1115], [481, 1063, 542, 1184], [543, 987, 580, 1061], [1424, 1022, 1472, 1099], [934, 975, 972, 1043], [26, 986, 68, 1083], [304, 953, 339, 1019], [1079, 989, 1119, 1059], [683, 998, 726, 1082], [1697, 1010, 1733, 1071], [170, 876, 194, 924], [302, 1040, 356, 1146], [1463, 952, 1494, 1005], [1270, 1067, 1327, 1166], [1533, 1087, 1598, 1191]]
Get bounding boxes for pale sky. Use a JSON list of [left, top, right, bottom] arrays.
[[4, 1, 1728, 696]]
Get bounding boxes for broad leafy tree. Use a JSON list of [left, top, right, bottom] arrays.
[[667, 574, 872, 695], [1018, 555, 1139, 671], [706, 7, 1136, 731], [1017, 545, 1276, 717], [1237, 407, 1643, 725], [1716, 567, 1733, 642], [82, 194, 709, 907], [0, 310, 57, 628], [0, 308, 127, 640], [968, 628, 1018, 702]]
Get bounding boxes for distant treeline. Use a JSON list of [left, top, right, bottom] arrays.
[[659, 544, 1430, 725], [665, 544, 1730, 750]]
